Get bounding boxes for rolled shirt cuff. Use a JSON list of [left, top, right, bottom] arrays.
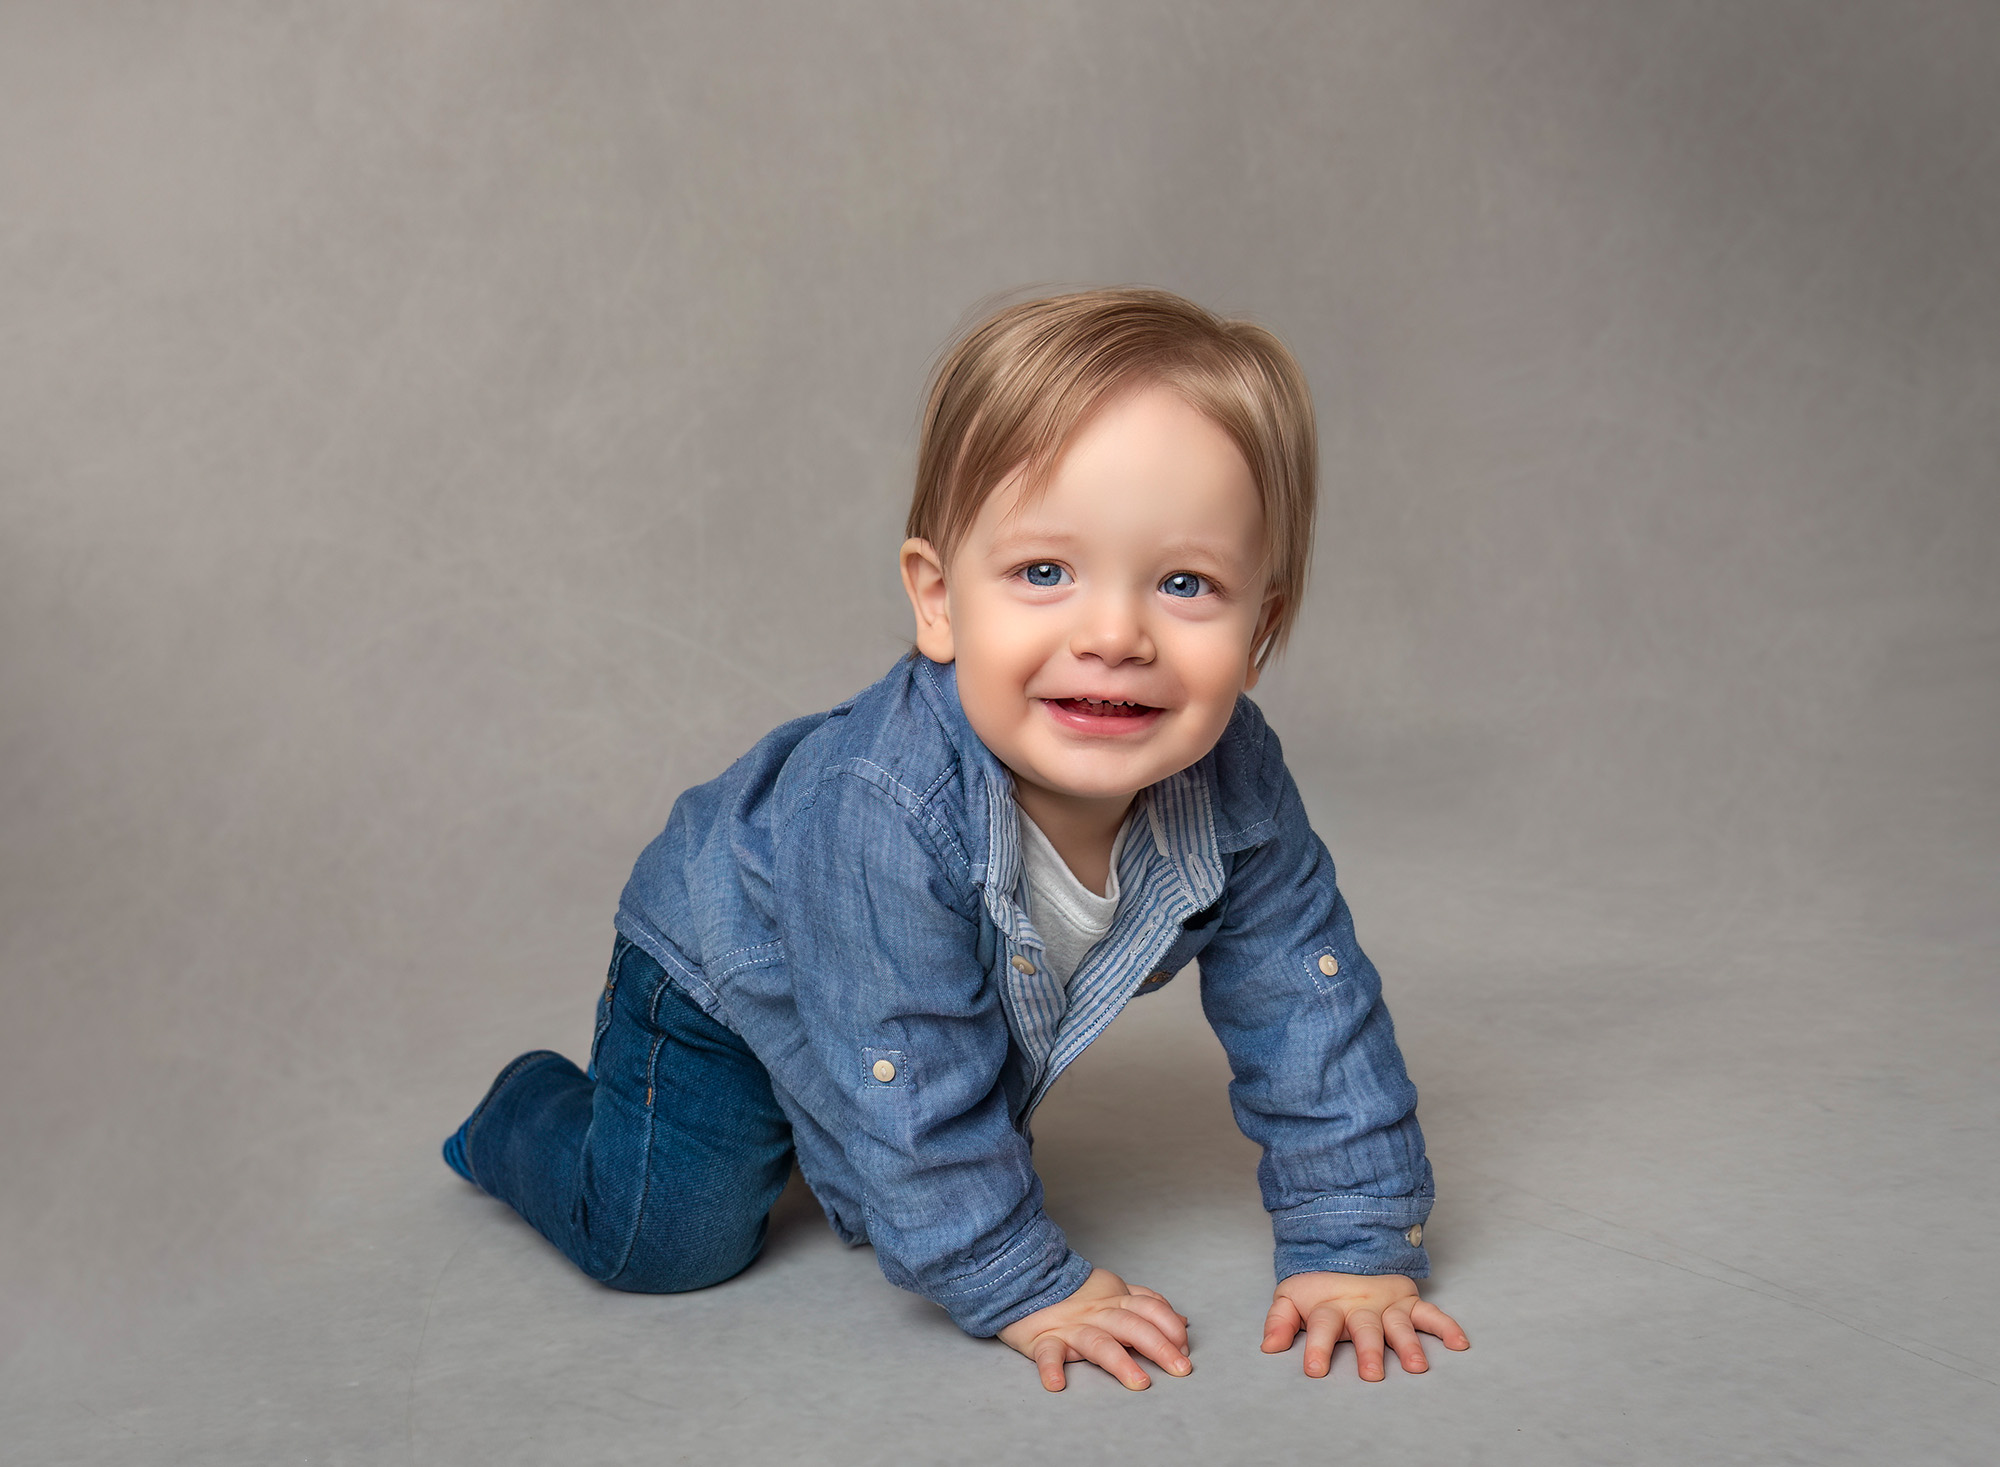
[[918, 1214, 1096, 1338], [1270, 1192, 1434, 1282]]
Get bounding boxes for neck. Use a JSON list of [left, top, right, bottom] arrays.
[[1011, 780, 1134, 897]]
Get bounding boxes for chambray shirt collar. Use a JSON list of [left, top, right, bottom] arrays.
[[907, 656, 1028, 937]]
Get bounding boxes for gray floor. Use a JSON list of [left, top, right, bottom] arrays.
[[8, 730, 1997, 1465], [5, 3, 1998, 1463]]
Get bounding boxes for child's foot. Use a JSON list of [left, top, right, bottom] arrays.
[[440, 1049, 569, 1185], [441, 1125, 474, 1182]]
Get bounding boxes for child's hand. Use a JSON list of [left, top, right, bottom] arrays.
[[1261, 1272, 1469, 1381], [996, 1267, 1193, 1391]]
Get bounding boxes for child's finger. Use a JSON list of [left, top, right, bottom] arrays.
[[1410, 1299, 1471, 1349], [1071, 1325, 1153, 1390], [1261, 1295, 1304, 1353], [1126, 1284, 1190, 1325], [1106, 1311, 1192, 1376], [1031, 1335, 1070, 1392], [1381, 1307, 1428, 1373], [1123, 1293, 1191, 1350], [1301, 1302, 1346, 1377], [1346, 1308, 1387, 1381]]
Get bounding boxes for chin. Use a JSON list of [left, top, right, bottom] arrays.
[[1027, 759, 1170, 802]]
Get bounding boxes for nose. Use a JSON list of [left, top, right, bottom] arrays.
[[1068, 588, 1155, 667]]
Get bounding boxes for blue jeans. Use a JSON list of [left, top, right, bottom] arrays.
[[446, 937, 796, 1292]]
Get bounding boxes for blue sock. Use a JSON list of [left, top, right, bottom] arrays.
[[441, 1125, 473, 1182]]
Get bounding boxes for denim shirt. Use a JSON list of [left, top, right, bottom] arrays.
[[615, 655, 1433, 1337]]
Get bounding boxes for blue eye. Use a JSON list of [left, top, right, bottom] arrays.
[[1020, 562, 1070, 588], [1160, 572, 1209, 598]]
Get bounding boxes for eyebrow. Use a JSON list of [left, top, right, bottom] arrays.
[[1152, 535, 1246, 563], [983, 528, 1081, 556], [984, 528, 1249, 566]]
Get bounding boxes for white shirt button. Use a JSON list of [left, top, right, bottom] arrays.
[[1010, 954, 1037, 975], [1405, 1224, 1423, 1246], [872, 1059, 897, 1083], [1318, 954, 1340, 977]]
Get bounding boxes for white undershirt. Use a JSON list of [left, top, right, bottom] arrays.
[[1017, 810, 1130, 992]]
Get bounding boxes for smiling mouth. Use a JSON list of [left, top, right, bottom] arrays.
[[1047, 697, 1160, 719]]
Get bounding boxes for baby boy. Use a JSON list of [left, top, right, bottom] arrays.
[[444, 287, 1469, 1390]]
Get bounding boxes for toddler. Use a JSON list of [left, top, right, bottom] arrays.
[[444, 288, 1468, 1390]]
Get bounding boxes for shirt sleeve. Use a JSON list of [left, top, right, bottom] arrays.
[[1194, 724, 1435, 1283], [771, 765, 1093, 1336]]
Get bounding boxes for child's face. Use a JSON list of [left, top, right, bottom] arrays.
[[902, 383, 1277, 817]]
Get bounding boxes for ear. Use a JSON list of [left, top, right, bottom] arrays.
[[1241, 591, 1284, 691], [900, 538, 956, 664]]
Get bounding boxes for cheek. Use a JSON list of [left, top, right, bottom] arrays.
[[952, 614, 1047, 719], [1167, 617, 1257, 698], [963, 602, 1058, 677]]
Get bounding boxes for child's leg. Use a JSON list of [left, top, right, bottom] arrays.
[[445, 936, 795, 1293]]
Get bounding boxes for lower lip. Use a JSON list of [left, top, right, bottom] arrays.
[[1039, 698, 1166, 736]]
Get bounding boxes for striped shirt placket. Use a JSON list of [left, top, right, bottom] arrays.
[[980, 767, 1227, 1121]]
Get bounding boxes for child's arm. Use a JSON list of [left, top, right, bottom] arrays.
[[773, 767, 1183, 1371], [1195, 708, 1466, 1377]]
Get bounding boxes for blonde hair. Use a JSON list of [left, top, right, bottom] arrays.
[[908, 287, 1318, 668]]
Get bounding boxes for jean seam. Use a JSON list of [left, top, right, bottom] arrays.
[[590, 939, 632, 1076], [603, 1028, 668, 1287]]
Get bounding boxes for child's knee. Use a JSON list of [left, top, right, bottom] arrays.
[[600, 1230, 762, 1295], [595, 1205, 769, 1294]]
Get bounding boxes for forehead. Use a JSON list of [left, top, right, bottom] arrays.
[[969, 385, 1264, 555]]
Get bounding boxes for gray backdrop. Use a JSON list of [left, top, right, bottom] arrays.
[[4, 3, 1995, 1463]]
